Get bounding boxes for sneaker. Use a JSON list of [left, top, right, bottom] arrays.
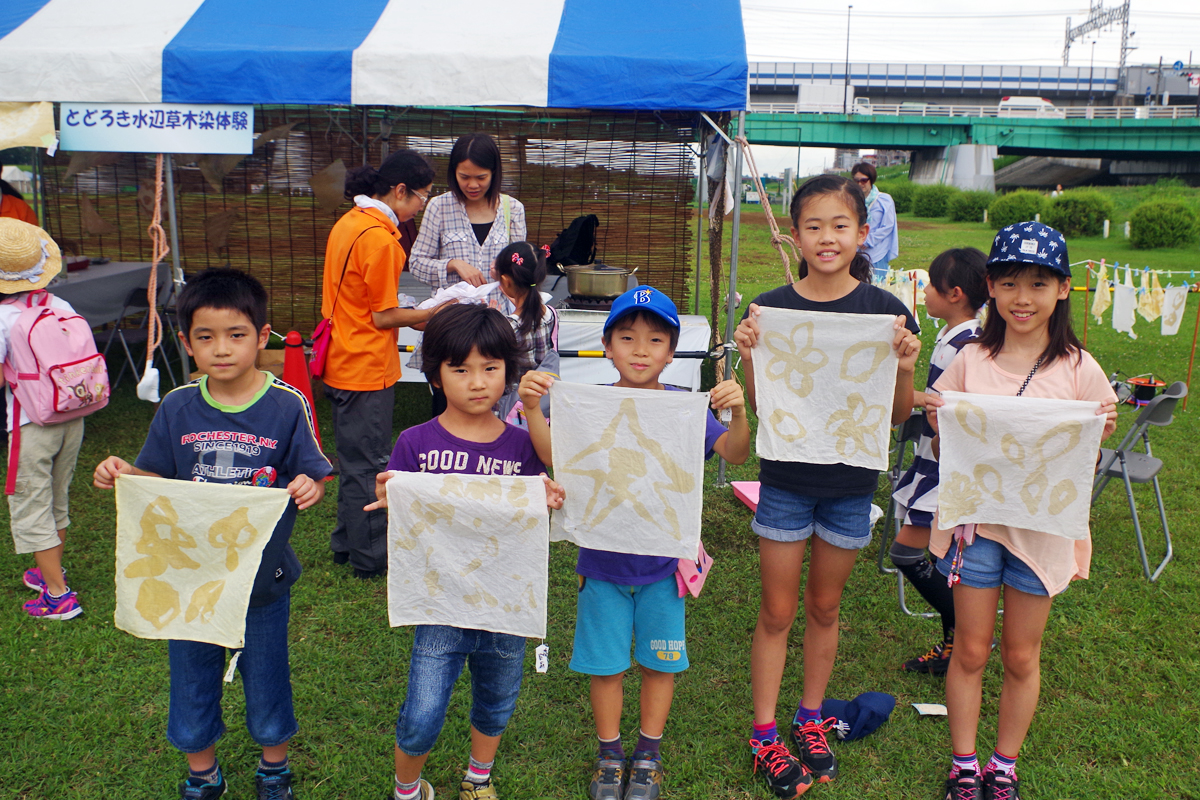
[[459, 779, 498, 800], [23, 587, 82, 620], [751, 739, 812, 798], [179, 773, 228, 800], [22, 566, 65, 592], [623, 752, 662, 800], [902, 639, 953, 676], [789, 719, 837, 783], [589, 757, 625, 800], [256, 768, 295, 800], [944, 769, 982, 800], [982, 771, 1021, 800]]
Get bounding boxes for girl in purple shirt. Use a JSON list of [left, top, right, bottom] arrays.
[[365, 303, 563, 800]]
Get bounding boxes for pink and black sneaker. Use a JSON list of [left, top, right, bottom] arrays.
[[789, 718, 838, 782], [983, 771, 1021, 800], [945, 769, 983, 800]]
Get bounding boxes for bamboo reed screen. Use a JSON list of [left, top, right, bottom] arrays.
[[43, 106, 697, 333]]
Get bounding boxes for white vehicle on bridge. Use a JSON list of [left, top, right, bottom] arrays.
[[998, 96, 1066, 118]]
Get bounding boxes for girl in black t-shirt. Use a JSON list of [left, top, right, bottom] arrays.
[[734, 175, 921, 797]]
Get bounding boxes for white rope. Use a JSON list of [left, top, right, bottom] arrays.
[[735, 134, 798, 286]]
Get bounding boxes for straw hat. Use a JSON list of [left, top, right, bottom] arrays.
[[0, 218, 61, 294]]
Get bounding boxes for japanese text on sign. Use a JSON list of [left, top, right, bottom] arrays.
[[59, 103, 254, 155]]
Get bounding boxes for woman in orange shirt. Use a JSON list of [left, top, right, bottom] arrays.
[[321, 149, 440, 578], [0, 167, 37, 224]]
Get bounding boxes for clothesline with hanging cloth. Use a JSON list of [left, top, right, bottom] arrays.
[[708, 134, 799, 385], [1073, 259, 1200, 288], [1074, 256, 1199, 410]]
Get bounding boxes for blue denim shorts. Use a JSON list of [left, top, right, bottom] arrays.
[[936, 535, 1049, 596], [752, 484, 875, 550], [396, 625, 526, 756], [167, 591, 296, 753], [569, 575, 688, 676]]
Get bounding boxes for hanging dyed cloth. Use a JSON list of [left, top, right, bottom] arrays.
[[1112, 266, 1137, 339], [1161, 284, 1189, 336], [1136, 269, 1159, 322], [1090, 262, 1111, 323], [1149, 271, 1165, 319]]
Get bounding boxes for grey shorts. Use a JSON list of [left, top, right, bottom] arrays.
[[7, 417, 84, 554]]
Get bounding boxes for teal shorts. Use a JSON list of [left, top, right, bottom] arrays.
[[569, 575, 688, 675]]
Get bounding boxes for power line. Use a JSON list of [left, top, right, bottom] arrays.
[[744, 4, 1078, 18]]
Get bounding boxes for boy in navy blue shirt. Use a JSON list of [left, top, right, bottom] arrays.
[[95, 269, 330, 800], [519, 286, 750, 800]]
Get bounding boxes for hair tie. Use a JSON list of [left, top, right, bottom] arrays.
[[511, 253, 524, 266], [540, 244, 551, 255], [529, 283, 537, 288]]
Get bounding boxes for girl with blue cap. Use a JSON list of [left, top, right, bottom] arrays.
[[924, 222, 1118, 800]]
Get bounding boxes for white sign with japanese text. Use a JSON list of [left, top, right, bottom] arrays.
[[59, 104, 254, 154]]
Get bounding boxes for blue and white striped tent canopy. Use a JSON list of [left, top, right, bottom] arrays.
[[0, 0, 747, 111]]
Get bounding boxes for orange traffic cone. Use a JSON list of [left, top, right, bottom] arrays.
[[282, 330, 322, 447]]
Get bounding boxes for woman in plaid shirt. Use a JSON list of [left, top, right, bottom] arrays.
[[409, 133, 526, 300]]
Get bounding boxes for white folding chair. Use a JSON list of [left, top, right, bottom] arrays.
[[877, 413, 938, 618], [1092, 381, 1186, 581], [96, 286, 180, 390]]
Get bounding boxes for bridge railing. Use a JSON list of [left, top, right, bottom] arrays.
[[748, 103, 1200, 120]]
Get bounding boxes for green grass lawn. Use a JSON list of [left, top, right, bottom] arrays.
[[2, 213, 1199, 799]]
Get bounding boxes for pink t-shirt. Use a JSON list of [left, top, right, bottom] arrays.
[[931, 343, 1116, 596]]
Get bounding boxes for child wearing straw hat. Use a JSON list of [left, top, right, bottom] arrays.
[[0, 218, 85, 619]]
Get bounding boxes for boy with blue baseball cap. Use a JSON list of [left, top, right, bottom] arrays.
[[519, 285, 749, 799]]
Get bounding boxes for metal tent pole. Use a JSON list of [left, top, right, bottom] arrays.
[[715, 110, 746, 488], [163, 153, 189, 376], [30, 150, 40, 227], [693, 133, 705, 315]]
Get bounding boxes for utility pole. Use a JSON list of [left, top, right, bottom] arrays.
[[1154, 56, 1163, 105], [1064, 1, 1130, 67], [1089, 40, 1097, 105], [843, 5, 853, 114]]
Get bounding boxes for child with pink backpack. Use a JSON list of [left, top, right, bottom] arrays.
[[0, 219, 109, 619]]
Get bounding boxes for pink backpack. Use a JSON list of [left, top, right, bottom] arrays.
[[3, 290, 109, 494]]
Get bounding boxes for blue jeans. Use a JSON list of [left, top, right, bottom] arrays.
[[752, 484, 875, 550], [167, 591, 297, 753], [395, 625, 526, 757], [936, 535, 1049, 596]]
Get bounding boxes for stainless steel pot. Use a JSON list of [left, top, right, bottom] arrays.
[[564, 264, 637, 298]]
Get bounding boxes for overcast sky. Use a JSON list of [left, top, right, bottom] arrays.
[[739, 0, 1198, 173], [743, 0, 1196, 68]]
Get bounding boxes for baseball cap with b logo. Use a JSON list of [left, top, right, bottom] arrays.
[[603, 285, 680, 333]]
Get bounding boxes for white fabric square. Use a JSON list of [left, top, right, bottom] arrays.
[[1112, 275, 1137, 338], [549, 382, 707, 560], [752, 307, 898, 471], [1161, 285, 1188, 336], [386, 472, 549, 639], [114, 475, 291, 648], [937, 391, 1105, 541]]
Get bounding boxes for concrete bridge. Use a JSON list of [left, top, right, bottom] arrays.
[[748, 62, 1197, 107], [743, 106, 1200, 190]]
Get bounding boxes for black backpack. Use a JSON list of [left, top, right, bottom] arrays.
[[547, 214, 599, 274]]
